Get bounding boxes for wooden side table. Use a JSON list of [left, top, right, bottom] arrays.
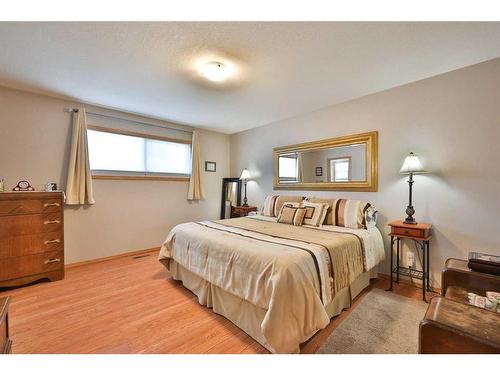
[[231, 205, 257, 218], [387, 220, 432, 301], [0, 296, 12, 354]]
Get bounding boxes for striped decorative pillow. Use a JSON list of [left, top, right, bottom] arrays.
[[300, 201, 329, 227], [262, 195, 305, 217], [277, 206, 307, 226], [307, 197, 373, 229]]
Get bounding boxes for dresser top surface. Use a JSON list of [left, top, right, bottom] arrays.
[[0, 191, 63, 200]]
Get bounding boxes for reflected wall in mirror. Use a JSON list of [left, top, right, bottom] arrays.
[[274, 131, 378, 191], [220, 178, 242, 219]]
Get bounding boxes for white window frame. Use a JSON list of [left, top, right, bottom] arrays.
[[278, 153, 299, 182], [327, 156, 351, 182], [87, 125, 192, 181]]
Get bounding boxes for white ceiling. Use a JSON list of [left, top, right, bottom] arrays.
[[1, 22, 500, 134]]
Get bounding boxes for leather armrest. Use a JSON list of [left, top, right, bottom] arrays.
[[441, 258, 500, 296]]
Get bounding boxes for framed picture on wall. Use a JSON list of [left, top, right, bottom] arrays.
[[205, 161, 217, 172], [315, 167, 323, 177]]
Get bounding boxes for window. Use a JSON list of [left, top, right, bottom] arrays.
[[279, 153, 298, 182], [87, 126, 192, 179], [328, 157, 351, 182]]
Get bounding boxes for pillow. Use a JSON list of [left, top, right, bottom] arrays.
[[307, 197, 374, 229], [364, 205, 379, 229], [262, 195, 305, 217], [300, 201, 329, 227], [277, 205, 307, 226]]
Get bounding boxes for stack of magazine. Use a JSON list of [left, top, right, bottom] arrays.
[[467, 291, 500, 313]]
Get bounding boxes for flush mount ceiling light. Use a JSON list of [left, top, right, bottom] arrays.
[[200, 61, 232, 82]]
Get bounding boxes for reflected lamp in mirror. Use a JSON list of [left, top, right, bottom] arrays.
[[400, 152, 426, 224], [273, 131, 378, 191], [239, 168, 252, 207]]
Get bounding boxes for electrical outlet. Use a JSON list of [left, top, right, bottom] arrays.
[[407, 251, 415, 268]]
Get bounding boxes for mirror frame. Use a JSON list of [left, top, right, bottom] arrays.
[[273, 131, 378, 192], [220, 177, 242, 219]]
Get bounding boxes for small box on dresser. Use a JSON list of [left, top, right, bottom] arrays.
[[0, 191, 64, 287]]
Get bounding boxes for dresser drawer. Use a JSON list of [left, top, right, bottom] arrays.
[[0, 198, 61, 217], [0, 213, 62, 237], [392, 226, 426, 238], [0, 250, 63, 280], [0, 232, 63, 258]]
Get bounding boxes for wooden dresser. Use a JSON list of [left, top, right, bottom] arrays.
[[0, 192, 64, 287]]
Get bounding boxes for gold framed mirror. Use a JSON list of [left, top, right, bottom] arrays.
[[273, 131, 378, 191]]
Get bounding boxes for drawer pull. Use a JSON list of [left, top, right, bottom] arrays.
[[44, 220, 61, 225], [44, 239, 61, 245], [44, 202, 60, 207], [405, 230, 410, 234], [44, 258, 61, 264]]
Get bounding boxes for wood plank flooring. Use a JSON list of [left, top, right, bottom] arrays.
[[0, 251, 435, 354]]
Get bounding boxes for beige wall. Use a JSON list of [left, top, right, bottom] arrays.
[[230, 58, 500, 288], [0, 86, 230, 264]]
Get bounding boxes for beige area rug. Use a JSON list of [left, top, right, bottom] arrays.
[[317, 288, 428, 354]]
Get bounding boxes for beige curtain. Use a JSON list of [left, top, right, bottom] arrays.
[[297, 152, 304, 182], [65, 107, 95, 205], [187, 130, 205, 200]]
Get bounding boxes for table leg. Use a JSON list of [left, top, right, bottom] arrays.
[[422, 240, 427, 302], [387, 236, 394, 291], [426, 241, 431, 292], [396, 237, 400, 283]]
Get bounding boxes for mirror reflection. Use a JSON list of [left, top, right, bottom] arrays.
[[278, 143, 367, 183], [220, 178, 241, 219]]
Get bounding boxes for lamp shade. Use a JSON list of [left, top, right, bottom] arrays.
[[400, 152, 425, 174], [239, 168, 251, 180]]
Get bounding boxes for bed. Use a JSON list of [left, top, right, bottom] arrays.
[[158, 213, 385, 353]]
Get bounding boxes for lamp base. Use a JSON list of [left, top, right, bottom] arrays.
[[404, 205, 417, 225], [404, 218, 418, 225], [242, 195, 248, 207]]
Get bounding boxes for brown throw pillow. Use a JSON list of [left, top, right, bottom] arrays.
[[277, 206, 307, 226]]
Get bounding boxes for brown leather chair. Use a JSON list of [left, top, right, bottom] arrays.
[[419, 258, 500, 354]]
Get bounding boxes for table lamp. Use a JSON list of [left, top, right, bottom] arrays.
[[400, 152, 425, 224], [239, 168, 251, 207]]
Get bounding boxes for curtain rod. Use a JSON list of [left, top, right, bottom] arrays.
[[66, 108, 193, 134]]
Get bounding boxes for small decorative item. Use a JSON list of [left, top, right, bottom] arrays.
[[239, 168, 252, 207], [315, 167, 323, 177], [45, 182, 58, 192], [205, 161, 216, 172], [0, 178, 4, 192], [13, 180, 35, 191], [399, 152, 425, 224]]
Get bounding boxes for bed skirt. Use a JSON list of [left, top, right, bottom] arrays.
[[167, 259, 378, 353]]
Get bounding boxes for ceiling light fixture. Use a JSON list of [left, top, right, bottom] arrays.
[[200, 61, 231, 82]]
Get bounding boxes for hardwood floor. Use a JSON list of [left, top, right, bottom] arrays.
[[0, 251, 436, 354]]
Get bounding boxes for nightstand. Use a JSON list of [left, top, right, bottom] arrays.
[[387, 220, 432, 302], [231, 205, 257, 218]]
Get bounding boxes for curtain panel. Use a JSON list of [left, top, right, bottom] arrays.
[[187, 130, 205, 200], [65, 107, 95, 205]]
